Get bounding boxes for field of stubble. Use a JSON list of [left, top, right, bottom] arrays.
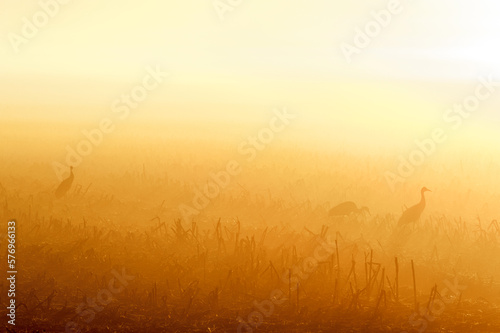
[[1, 137, 500, 333]]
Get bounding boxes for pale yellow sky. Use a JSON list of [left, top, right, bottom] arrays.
[[1, 0, 499, 146], [1, 1, 498, 76]]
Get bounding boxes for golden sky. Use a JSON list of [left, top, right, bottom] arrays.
[[1, 0, 499, 147]]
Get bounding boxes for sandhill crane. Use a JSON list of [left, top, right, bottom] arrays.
[[329, 201, 370, 217], [55, 166, 74, 198], [397, 187, 431, 226]]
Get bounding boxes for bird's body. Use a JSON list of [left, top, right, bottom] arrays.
[[397, 187, 431, 226], [329, 201, 370, 217], [55, 166, 74, 198]]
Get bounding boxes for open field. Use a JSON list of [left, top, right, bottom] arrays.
[[1, 130, 500, 332]]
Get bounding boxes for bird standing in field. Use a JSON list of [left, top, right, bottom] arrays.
[[329, 201, 370, 217], [397, 187, 431, 226], [55, 166, 74, 198]]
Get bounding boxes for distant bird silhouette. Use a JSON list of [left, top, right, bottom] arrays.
[[55, 166, 74, 198], [397, 187, 431, 226], [329, 201, 370, 217]]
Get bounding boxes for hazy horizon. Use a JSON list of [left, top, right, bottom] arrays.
[[2, 1, 500, 332]]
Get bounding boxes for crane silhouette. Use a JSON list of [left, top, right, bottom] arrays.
[[329, 201, 370, 217], [55, 166, 74, 198], [397, 187, 431, 227]]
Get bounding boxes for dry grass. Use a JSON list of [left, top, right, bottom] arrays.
[[1, 140, 499, 332]]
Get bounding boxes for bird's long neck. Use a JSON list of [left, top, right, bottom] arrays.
[[419, 190, 426, 208]]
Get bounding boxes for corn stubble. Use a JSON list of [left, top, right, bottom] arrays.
[[1, 143, 500, 332]]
